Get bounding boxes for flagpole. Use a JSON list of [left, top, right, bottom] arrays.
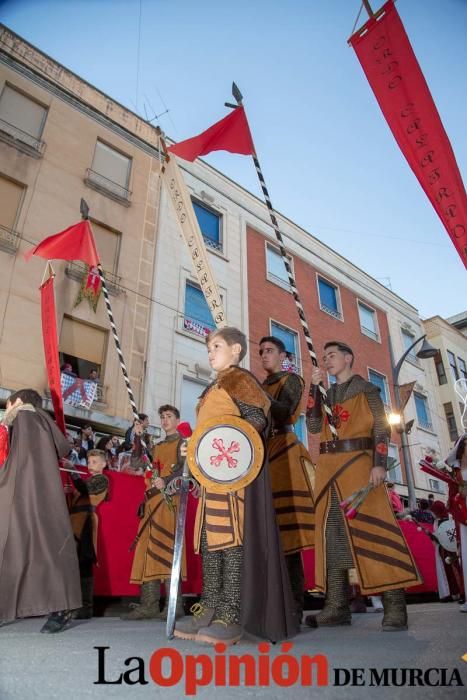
[[79, 199, 140, 422], [229, 85, 338, 439]]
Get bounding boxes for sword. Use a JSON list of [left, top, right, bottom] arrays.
[[165, 454, 199, 639]]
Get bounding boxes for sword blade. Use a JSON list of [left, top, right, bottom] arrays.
[[166, 462, 190, 639]]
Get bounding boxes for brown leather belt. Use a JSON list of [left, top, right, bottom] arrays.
[[320, 438, 373, 454], [270, 425, 295, 437]]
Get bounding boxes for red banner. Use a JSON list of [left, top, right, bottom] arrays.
[[40, 273, 66, 434], [349, 1, 467, 268]]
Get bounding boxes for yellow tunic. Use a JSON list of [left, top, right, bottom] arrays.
[[129, 435, 186, 583], [263, 374, 315, 555], [314, 392, 422, 594]]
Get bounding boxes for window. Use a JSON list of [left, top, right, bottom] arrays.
[[447, 350, 459, 381], [91, 221, 121, 274], [181, 377, 208, 429], [317, 277, 342, 320], [192, 199, 222, 252], [0, 84, 47, 154], [368, 369, 390, 408], [0, 175, 25, 252], [183, 282, 215, 338], [294, 415, 308, 448], [87, 140, 132, 202], [428, 478, 445, 494], [266, 244, 292, 289], [458, 357, 467, 380], [59, 316, 108, 380], [443, 402, 458, 442], [434, 351, 448, 386], [358, 302, 379, 341], [401, 329, 418, 364], [271, 320, 300, 374], [387, 443, 402, 483], [414, 392, 433, 431]]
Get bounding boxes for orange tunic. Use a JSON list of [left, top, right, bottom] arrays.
[[314, 392, 422, 594]]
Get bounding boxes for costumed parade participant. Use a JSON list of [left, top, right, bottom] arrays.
[[259, 335, 315, 620], [305, 342, 421, 631], [0, 389, 81, 633], [68, 449, 109, 619], [122, 405, 185, 621], [429, 500, 462, 602], [445, 434, 467, 612], [175, 327, 298, 645]]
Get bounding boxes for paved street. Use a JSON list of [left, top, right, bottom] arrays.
[[0, 602, 465, 700]]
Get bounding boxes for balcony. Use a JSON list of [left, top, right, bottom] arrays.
[[84, 168, 132, 206], [418, 419, 434, 433], [65, 261, 122, 296], [181, 315, 213, 339], [203, 235, 223, 253], [361, 325, 379, 342], [0, 223, 21, 254], [0, 117, 46, 158], [45, 380, 108, 410], [320, 303, 342, 321]]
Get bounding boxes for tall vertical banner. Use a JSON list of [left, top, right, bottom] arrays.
[[161, 153, 227, 327], [40, 272, 66, 434], [349, 0, 467, 268]]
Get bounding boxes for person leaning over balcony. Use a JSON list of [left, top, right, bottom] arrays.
[[304, 341, 422, 631]]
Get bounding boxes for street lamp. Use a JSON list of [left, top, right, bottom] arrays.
[[390, 334, 438, 510]]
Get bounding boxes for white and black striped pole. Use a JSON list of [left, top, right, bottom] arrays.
[[228, 85, 338, 439], [80, 199, 140, 422]]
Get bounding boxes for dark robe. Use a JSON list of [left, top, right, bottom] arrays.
[[0, 406, 82, 622]]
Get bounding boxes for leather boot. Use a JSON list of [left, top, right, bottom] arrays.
[[382, 589, 408, 631], [305, 569, 351, 627], [40, 610, 72, 634], [159, 579, 184, 620], [72, 577, 94, 619], [174, 602, 215, 640], [121, 580, 160, 620]]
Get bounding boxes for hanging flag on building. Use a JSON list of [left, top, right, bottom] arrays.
[[61, 373, 97, 409], [349, 0, 467, 268], [73, 264, 103, 312], [25, 219, 100, 267], [168, 105, 254, 162], [398, 380, 416, 411]]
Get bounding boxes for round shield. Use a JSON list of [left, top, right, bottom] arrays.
[[436, 519, 457, 553], [186, 415, 264, 493]]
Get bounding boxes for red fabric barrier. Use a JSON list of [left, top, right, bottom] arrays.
[[93, 470, 202, 597], [302, 519, 437, 594]]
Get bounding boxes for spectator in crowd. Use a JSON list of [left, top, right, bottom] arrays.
[[387, 482, 404, 515], [88, 369, 99, 382], [95, 435, 115, 469], [428, 493, 435, 509], [122, 413, 149, 452], [410, 498, 435, 525], [79, 425, 94, 462]]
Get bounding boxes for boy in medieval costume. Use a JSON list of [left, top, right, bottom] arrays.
[[305, 342, 421, 631], [122, 405, 185, 620], [0, 389, 81, 633], [445, 434, 467, 612], [259, 335, 315, 620], [68, 449, 109, 619], [175, 327, 298, 645]]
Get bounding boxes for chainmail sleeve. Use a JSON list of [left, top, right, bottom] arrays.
[[366, 388, 391, 469], [86, 473, 109, 496], [235, 399, 268, 434], [270, 374, 303, 425]]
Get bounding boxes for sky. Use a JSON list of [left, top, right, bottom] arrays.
[[1, 0, 466, 319]]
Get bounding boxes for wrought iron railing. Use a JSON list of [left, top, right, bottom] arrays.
[[418, 419, 434, 432], [0, 117, 46, 156], [320, 303, 342, 320], [203, 235, 223, 253], [65, 260, 122, 295], [0, 224, 21, 253], [361, 325, 379, 341], [182, 315, 213, 339], [84, 168, 131, 204]]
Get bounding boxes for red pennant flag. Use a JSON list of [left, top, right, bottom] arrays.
[[168, 106, 255, 162], [349, 0, 467, 268], [25, 220, 99, 267], [40, 271, 66, 435]]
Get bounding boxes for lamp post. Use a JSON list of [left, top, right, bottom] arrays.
[[389, 334, 438, 510]]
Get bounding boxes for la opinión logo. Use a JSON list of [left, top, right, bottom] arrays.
[[94, 643, 329, 695]]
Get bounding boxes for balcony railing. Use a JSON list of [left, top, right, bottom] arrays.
[[320, 303, 342, 321], [0, 117, 46, 157], [203, 235, 223, 253], [65, 261, 122, 295], [361, 325, 379, 341], [182, 315, 213, 339], [0, 224, 21, 254], [84, 168, 132, 205], [418, 419, 434, 432], [44, 381, 108, 408]]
